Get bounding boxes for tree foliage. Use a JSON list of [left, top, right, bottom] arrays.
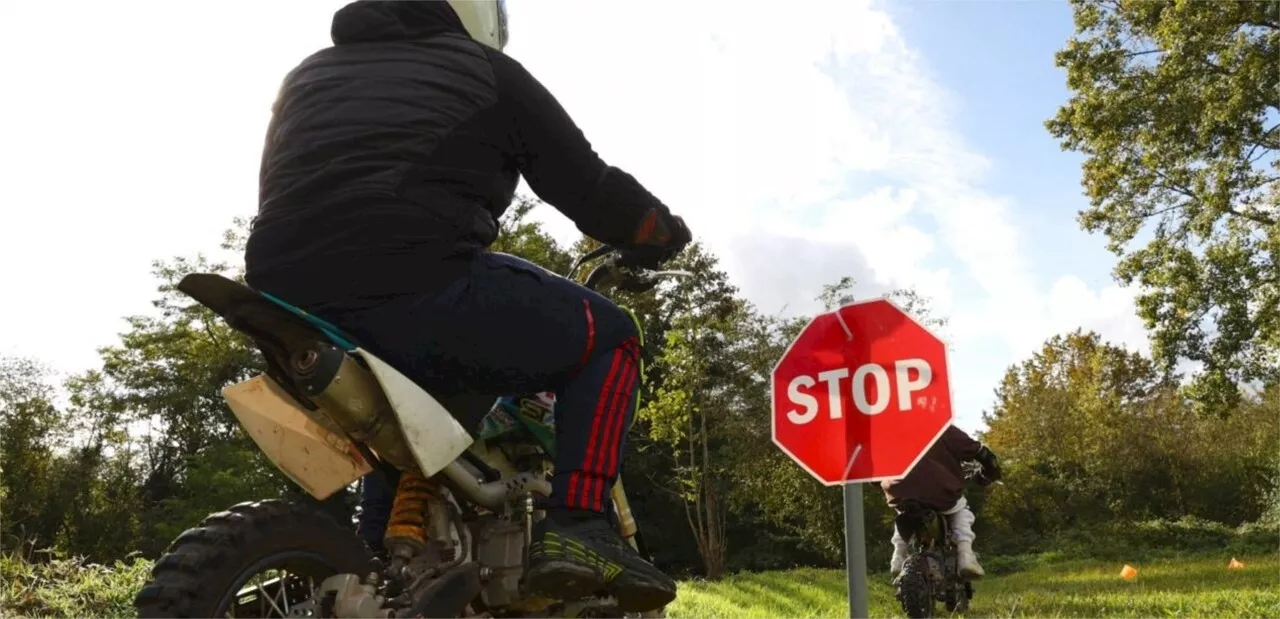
[[980, 330, 1279, 553], [1047, 0, 1280, 411]]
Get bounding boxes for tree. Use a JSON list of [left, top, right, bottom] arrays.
[[0, 357, 65, 550], [79, 235, 293, 554], [493, 196, 574, 275], [0, 357, 143, 562], [1046, 0, 1280, 412], [635, 243, 757, 579], [980, 329, 1279, 549], [818, 276, 949, 332]]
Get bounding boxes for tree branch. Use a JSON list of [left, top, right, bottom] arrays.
[[1224, 205, 1277, 227], [1126, 203, 1187, 222], [1124, 48, 1164, 58], [1244, 124, 1280, 164]]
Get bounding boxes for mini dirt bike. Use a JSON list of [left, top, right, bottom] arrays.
[[892, 462, 997, 618], [133, 245, 687, 619]]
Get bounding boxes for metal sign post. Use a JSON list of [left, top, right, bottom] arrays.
[[843, 482, 870, 619]]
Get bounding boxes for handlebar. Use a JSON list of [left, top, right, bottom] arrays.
[[962, 460, 1004, 487], [567, 245, 693, 293]]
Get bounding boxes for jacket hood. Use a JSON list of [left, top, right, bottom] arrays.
[[331, 0, 467, 45]]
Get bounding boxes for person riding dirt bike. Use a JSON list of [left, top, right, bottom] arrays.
[[243, 0, 691, 613], [880, 425, 1001, 579]]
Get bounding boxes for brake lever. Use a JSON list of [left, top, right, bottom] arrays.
[[647, 269, 695, 279], [568, 245, 619, 281], [614, 267, 659, 293]]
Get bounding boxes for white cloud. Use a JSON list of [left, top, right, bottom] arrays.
[[0, 0, 1149, 430], [510, 0, 1149, 426], [0, 1, 346, 379]]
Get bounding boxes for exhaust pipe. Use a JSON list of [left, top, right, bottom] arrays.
[[439, 461, 551, 511], [289, 343, 421, 473], [291, 342, 552, 510]]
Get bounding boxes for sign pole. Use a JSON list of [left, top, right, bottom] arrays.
[[843, 482, 870, 619]]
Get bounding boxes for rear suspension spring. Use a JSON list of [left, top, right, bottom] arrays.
[[384, 471, 438, 557]]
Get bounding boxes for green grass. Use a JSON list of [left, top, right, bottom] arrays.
[[668, 555, 1280, 618], [4, 552, 1277, 617], [1, 552, 150, 619]]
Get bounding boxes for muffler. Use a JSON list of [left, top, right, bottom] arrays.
[[288, 342, 420, 473]]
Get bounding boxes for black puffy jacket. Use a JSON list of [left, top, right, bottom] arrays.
[[245, 0, 672, 306]]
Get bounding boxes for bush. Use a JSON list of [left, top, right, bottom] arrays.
[[1126, 516, 1234, 552], [1019, 517, 1277, 562], [0, 551, 151, 619], [1231, 521, 1280, 556]]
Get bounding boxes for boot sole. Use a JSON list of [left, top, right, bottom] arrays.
[[525, 560, 606, 601], [613, 583, 677, 613]]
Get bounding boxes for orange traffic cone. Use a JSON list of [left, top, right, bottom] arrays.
[[1228, 558, 1245, 570], [1120, 564, 1139, 580]]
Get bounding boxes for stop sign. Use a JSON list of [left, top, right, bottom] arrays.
[[771, 298, 953, 485]]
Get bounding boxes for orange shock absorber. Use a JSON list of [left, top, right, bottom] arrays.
[[383, 471, 437, 558]]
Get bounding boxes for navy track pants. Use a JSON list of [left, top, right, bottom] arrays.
[[309, 251, 641, 548]]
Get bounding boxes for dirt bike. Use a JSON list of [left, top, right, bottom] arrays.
[[892, 461, 999, 618], [133, 245, 687, 619]]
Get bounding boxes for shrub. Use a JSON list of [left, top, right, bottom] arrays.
[[1125, 516, 1234, 553], [1231, 521, 1280, 556], [1024, 517, 1276, 562]]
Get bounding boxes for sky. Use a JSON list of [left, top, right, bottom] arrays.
[[0, 0, 1153, 433]]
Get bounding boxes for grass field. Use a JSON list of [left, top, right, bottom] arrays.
[[667, 554, 1280, 618], [4, 552, 1278, 617]]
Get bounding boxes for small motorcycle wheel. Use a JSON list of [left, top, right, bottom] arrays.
[[895, 555, 936, 619], [134, 499, 373, 618], [944, 587, 969, 613]]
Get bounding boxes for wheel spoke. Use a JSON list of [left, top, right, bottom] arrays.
[[257, 572, 288, 617], [257, 574, 269, 617], [277, 570, 292, 614]]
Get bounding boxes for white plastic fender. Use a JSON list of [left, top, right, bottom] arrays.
[[350, 348, 475, 477]]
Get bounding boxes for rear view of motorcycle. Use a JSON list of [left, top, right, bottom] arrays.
[[133, 246, 685, 619], [892, 461, 999, 618]]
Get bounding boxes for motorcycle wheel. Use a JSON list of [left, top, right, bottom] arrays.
[[944, 586, 969, 613], [895, 555, 935, 619], [134, 499, 373, 618]]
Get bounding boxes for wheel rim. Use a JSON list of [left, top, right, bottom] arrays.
[[214, 551, 347, 618]]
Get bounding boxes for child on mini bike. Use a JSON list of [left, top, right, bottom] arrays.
[[879, 425, 1001, 579]]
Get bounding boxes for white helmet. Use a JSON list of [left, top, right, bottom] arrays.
[[447, 0, 509, 51]]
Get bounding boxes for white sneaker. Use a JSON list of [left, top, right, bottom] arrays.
[[955, 542, 984, 579], [890, 549, 908, 576]]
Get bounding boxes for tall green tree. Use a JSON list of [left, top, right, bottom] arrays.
[[0, 357, 65, 550], [638, 244, 759, 579], [0, 358, 142, 562], [1047, 0, 1280, 412]]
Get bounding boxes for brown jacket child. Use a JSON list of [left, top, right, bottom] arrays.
[[880, 425, 1001, 578]]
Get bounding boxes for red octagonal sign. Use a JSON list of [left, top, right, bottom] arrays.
[[771, 298, 954, 485]]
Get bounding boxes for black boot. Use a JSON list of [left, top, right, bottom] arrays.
[[525, 509, 676, 612]]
